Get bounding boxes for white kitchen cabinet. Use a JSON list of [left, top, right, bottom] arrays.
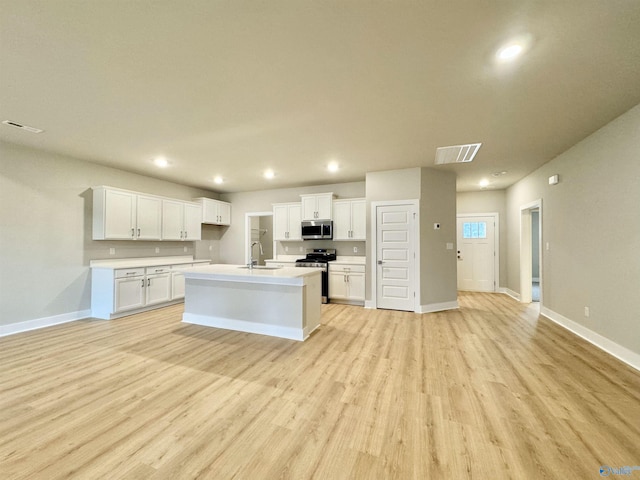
[[333, 198, 366, 241], [91, 257, 210, 319], [273, 203, 302, 241], [145, 266, 172, 305], [195, 198, 231, 226], [93, 187, 162, 240], [300, 193, 333, 220], [328, 264, 365, 304], [162, 200, 202, 240]]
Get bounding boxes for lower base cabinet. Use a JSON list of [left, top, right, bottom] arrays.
[[91, 258, 209, 319], [329, 264, 365, 305]]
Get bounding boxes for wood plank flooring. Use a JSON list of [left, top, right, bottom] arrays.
[[1, 292, 639, 479]]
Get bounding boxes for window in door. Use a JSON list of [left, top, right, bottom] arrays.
[[463, 222, 487, 239]]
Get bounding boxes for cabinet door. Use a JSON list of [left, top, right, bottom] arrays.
[[183, 203, 202, 240], [273, 204, 290, 240], [136, 195, 162, 240], [162, 200, 184, 240], [287, 204, 302, 240], [347, 272, 365, 301], [301, 196, 317, 221], [115, 276, 145, 312], [316, 195, 332, 220], [329, 271, 347, 299], [104, 189, 136, 239], [201, 198, 219, 224], [217, 201, 231, 225], [146, 274, 172, 305], [332, 201, 352, 240], [171, 272, 186, 299], [350, 199, 367, 240]]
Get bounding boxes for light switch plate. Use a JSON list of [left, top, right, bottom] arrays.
[[446, 243, 454, 250]]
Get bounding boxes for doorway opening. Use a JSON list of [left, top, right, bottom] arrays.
[[244, 212, 273, 266], [519, 200, 542, 305]]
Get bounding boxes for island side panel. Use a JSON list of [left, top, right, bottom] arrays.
[[183, 278, 308, 340], [303, 272, 322, 339]]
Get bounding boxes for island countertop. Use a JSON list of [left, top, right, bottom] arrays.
[[181, 264, 323, 286]]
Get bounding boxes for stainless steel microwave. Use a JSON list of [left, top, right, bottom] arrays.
[[301, 220, 333, 240]]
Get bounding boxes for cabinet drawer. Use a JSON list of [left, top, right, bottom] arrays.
[[115, 268, 145, 278], [146, 265, 172, 274], [329, 264, 365, 273]]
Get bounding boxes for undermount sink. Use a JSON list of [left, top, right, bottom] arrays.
[[237, 266, 281, 270]]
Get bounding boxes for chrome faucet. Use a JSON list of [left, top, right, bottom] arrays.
[[249, 241, 263, 269]]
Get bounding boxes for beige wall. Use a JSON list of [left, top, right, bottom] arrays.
[[365, 167, 457, 308], [505, 103, 640, 355], [456, 190, 507, 287], [0, 141, 220, 326]]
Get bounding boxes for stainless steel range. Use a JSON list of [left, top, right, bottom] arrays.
[[295, 248, 336, 303]]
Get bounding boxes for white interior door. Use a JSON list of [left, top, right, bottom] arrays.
[[376, 204, 415, 311], [456, 215, 495, 291]]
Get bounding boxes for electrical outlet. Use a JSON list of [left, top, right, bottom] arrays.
[[155, 247, 160, 253], [584, 306, 590, 317], [209, 245, 212, 251], [353, 246, 358, 253], [299, 246, 303, 252], [285, 246, 288, 252], [109, 248, 116, 255], [546, 242, 550, 251], [446, 243, 454, 250], [184, 246, 188, 253]]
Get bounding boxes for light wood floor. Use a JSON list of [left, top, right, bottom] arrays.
[[1, 292, 639, 479]]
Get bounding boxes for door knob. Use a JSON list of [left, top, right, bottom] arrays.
[[377, 260, 383, 265]]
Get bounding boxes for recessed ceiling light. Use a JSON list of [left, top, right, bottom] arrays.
[[213, 176, 224, 184], [479, 179, 490, 188], [491, 171, 508, 177], [153, 157, 169, 168], [264, 169, 275, 179], [495, 35, 532, 63], [328, 161, 339, 173]]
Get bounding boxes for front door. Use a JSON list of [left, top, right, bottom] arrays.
[[456, 215, 495, 291], [376, 204, 416, 311]]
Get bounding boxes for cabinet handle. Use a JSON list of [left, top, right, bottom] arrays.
[[131, 228, 135, 238], [137, 228, 141, 237], [184, 231, 187, 239], [141, 279, 145, 287], [147, 278, 151, 287], [180, 231, 184, 239]]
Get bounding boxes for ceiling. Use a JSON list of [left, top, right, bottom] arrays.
[[2, 1, 640, 193]]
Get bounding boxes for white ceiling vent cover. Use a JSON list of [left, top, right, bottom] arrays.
[[435, 142, 481, 164], [2, 120, 43, 133]]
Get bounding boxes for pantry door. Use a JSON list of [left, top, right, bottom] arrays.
[[456, 215, 497, 292], [375, 203, 416, 311]]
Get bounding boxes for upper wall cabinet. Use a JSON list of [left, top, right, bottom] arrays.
[[92, 186, 201, 241], [300, 193, 334, 220], [161, 200, 202, 241], [333, 198, 366, 241], [273, 203, 302, 241], [195, 198, 231, 226], [93, 186, 162, 240]]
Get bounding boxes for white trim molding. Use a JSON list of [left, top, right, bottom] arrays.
[[417, 301, 459, 314], [0, 309, 91, 337], [500, 288, 521, 301], [540, 306, 640, 372]]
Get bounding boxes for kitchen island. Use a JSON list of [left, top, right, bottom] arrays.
[[181, 264, 323, 341]]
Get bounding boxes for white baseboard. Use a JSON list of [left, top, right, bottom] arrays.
[[0, 309, 91, 337], [364, 300, 376, 309], [417, 300, 459, 314], [500, 288, 521, 301], [540, 306, 640, 372], [182, 313, 306, 341]]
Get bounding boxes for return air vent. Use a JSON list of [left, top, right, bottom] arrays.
[[2, 120, 44, 133], [435, 142, 481, 164]]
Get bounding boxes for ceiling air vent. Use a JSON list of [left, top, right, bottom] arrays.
[[2, 120, 44, 133], [435, 142, 481, 164]]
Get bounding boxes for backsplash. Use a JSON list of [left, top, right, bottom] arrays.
[[276, 240, 366, 257]]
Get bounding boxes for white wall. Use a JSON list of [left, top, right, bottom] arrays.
[[0, 141, 220, 327], [506, 103, 640, 355]]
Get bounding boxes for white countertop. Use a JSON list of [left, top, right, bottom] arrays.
[[182, 264, 323, 286], [90, 256, 210, 269]]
